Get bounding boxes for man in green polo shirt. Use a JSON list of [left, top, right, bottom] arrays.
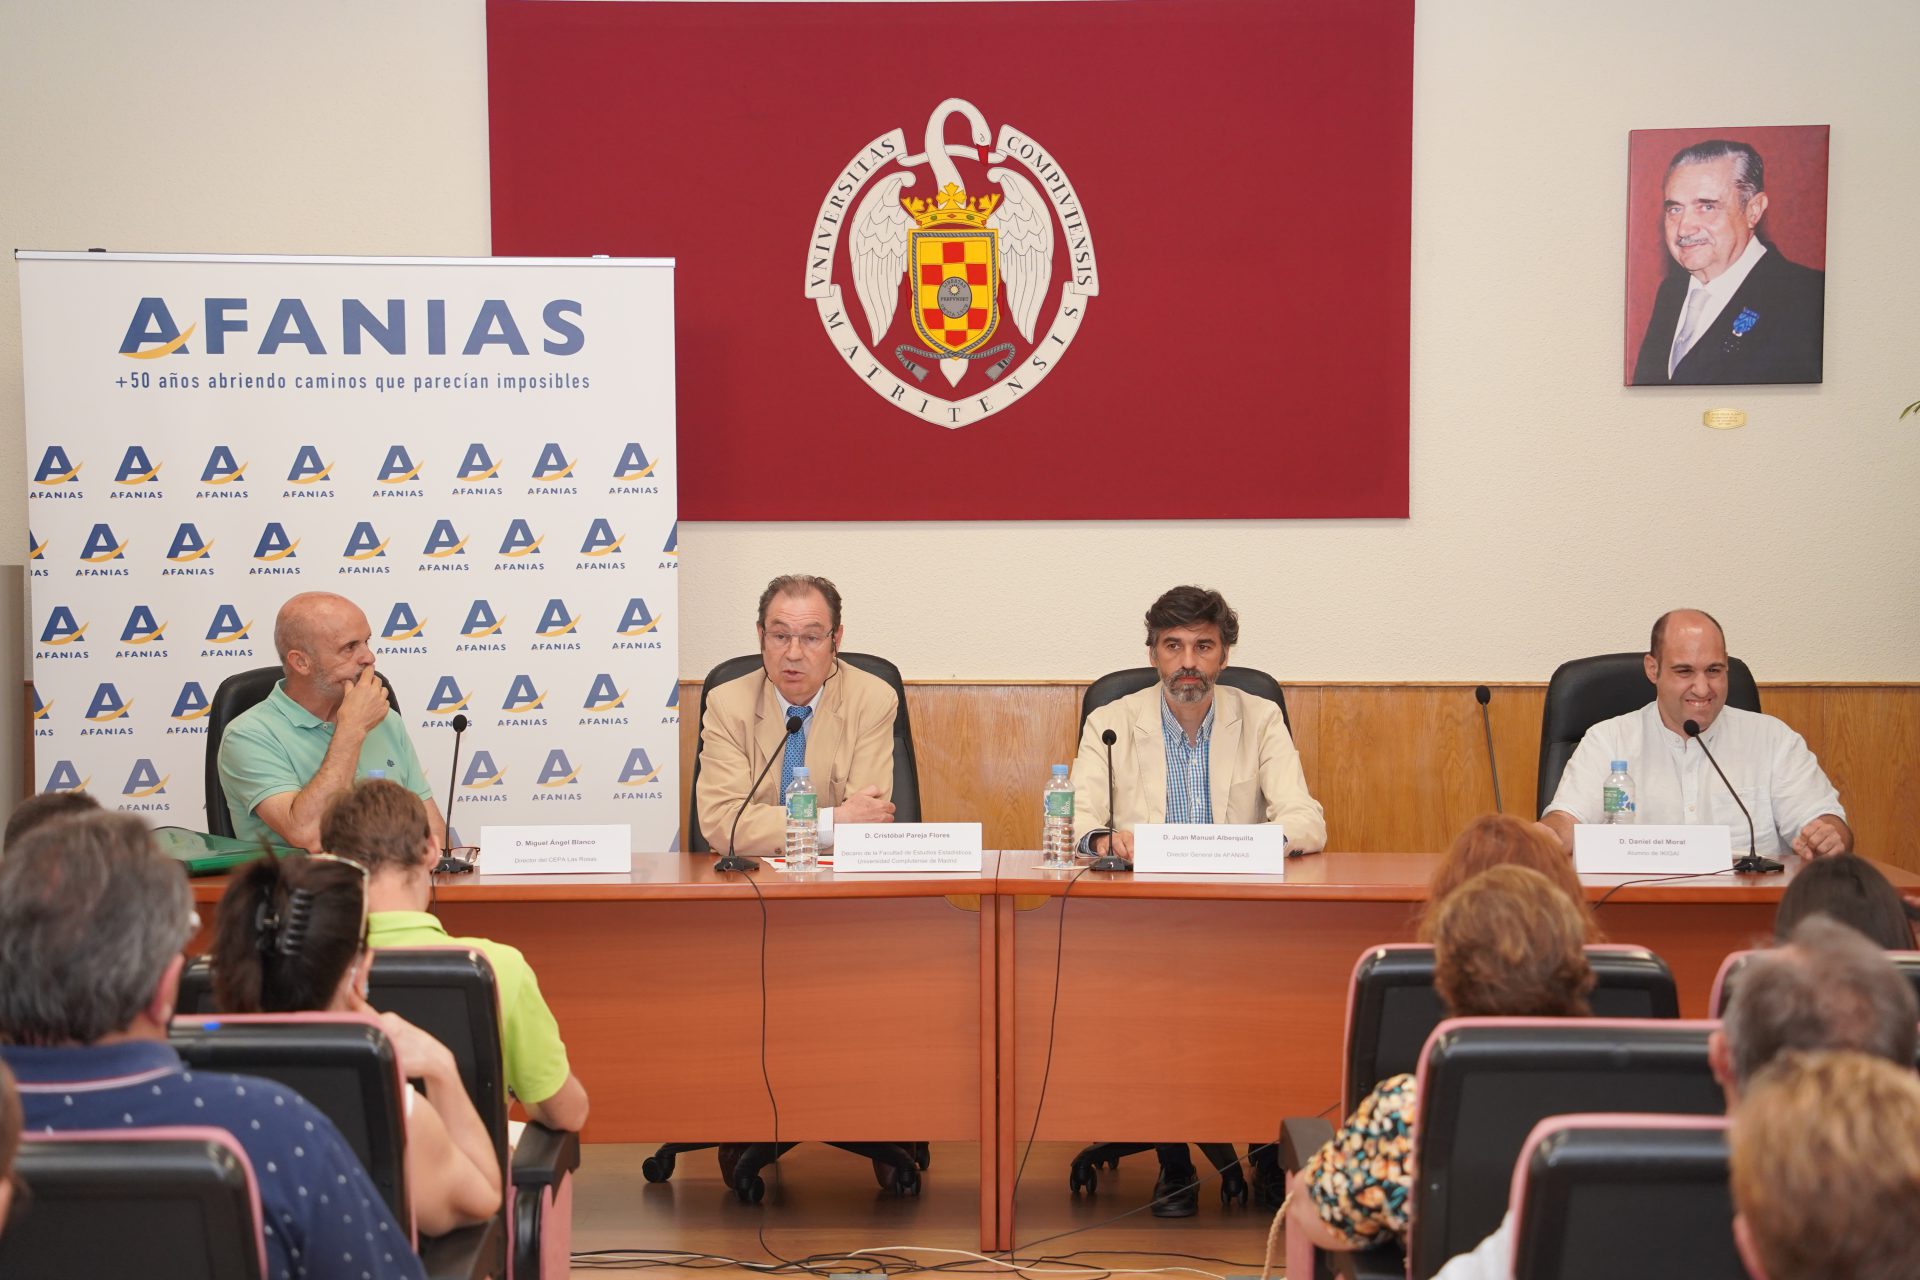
[[218, 591, 445, 852]]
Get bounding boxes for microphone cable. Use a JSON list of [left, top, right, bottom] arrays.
[[1005, 861, 1090, 1257], [1590, 868, 1740, 913]]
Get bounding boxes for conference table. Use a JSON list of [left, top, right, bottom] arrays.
[[186, 849, 1920, 1249]]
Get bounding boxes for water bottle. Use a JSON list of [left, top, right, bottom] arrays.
[[1041, 765, 1075, 867], [784, 767, 819, 868], [1602, 760, 1637, 824], [366, 768, 386, 782]]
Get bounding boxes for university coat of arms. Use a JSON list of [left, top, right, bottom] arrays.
[[804, 98, 1099, 429]]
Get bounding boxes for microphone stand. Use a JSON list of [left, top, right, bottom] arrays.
[[716, 715, 802, 873], [1684, 718, 1782, 875], [1089, 727, 1132, 872], [434, 714, 476, 874], [1475, 685, 1503, 813]]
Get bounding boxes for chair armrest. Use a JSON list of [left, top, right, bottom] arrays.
[[419, 1213, 506, 1280], [511, 1121, 581, 1192], [1279, 1116, 1336, 1174]]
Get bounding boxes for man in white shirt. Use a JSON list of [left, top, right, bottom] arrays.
[[1541, 609, 1849, 860], [1629, 139, 1825, 385]]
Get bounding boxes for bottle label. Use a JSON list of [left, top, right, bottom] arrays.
[[1045, 790, 1074, 819], [1603, 785, 1632, 813], [787, 793, 817, 821]]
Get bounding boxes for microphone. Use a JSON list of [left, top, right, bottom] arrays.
[[1089, 727, 1131, 872], [1475, 686, 1503, 814], [715, 714, 802, 873], [1684, 718, 1782, 875], [434, 713, 476, 875]]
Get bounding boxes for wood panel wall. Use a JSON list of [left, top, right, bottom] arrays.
[[678, 681, 1920, 875]]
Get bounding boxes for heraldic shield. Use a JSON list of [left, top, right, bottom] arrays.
[[910, 228, 1000, 356]]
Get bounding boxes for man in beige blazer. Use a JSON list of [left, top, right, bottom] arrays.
[[1073, 585, 1326, 861], [695, 574, 896, 855]]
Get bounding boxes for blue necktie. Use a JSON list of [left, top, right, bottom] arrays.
[[780, 706, 812, 797]]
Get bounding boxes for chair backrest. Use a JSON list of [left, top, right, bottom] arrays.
[[1342, 944, 1680, 1114], [167, 1013, 411, 1230], [1509, 1115, 1741, 1280], [685, 652, 921, 852], [1709, 946, 1920, 1018], [1078, 666, 1290, 732], [0, 1128, 266, 1280], [1408, 1018, 1723, 1280], [204, 664, 401, 836], [361, 947, 512, 1172], [1535, 652, 1760, 818]]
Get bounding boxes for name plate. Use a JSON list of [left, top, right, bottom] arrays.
[[1573, 824, 1731, 875], [833, 823, 983, 872], [479, 824, 632, 875], [1132, 824, 1287, 875]]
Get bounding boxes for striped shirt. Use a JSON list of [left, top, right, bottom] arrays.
[[1161, 696, 1215, 824]]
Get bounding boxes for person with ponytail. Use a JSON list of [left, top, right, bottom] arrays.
[[211, 852, 501, 1237]]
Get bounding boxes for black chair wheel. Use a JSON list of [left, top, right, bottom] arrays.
[[895, 1166, 921, 1197], [914, 1142, 931, 1170], [737, 1173, 765, 1204], [642, 1154, 673, 1183], [1102, 1156, 1122, 1170], [1220, 1178, 1249, 1207], [1069, 1162, 1097, 1195], [1252, 1167, 1285, 1210]]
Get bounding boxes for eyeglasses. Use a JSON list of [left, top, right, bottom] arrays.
[[435, 845, 482, 876], [307, 852, 371, 947], [762, 629, 832, 652]]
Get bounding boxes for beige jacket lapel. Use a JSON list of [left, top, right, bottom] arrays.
[[1132, 691, 1168, 824], [1208, 686, 1243, 821]]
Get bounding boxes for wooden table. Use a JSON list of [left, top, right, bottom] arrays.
[[191, 849, 1918, 1250]]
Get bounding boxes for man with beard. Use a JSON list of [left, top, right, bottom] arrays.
[[219, 591, 446, 852], [1071, 585, 1325, 862]]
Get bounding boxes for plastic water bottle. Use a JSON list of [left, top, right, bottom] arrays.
[[1041, 765, 1075, 868], [784, 767, 819, 869], [1602, 760, 1637, 824]]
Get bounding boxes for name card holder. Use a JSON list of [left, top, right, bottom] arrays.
[[1132, 824, 1287, 875], [479, 824, 633, 875], [1573, 824, 1731, 876], [834, 823, 984, 872]]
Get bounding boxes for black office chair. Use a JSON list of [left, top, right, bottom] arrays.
[[656, 651, 928, 1202], [204, 663, 401, 837], [1067, 666, 1292, 1210], [1508, 1115, 1742, 1280], [0, 1129, 266, 1280], [168, 1010, 505, 1280], [685, 651, 922, 852], [1710, 947, 1920, 1016], [1535, 652, 1760, 819]]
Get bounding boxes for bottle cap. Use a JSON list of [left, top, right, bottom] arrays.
[[794, 766, 811, 777], [1610, 761, 1628, 772], [367, 769, 386, 780], [1051, 764, 1068, 776]]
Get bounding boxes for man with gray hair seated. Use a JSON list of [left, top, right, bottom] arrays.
[[1431, 915, 1917, 1279], [0, 813, 424, 1280]]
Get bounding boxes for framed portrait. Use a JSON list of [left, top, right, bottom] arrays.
[[1624, 124, 1829, 386]]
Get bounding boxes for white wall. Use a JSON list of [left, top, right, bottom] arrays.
[[3, 0, 1916, 700]]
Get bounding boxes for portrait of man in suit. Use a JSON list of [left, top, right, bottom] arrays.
[[1626, 132, 1828, 386]]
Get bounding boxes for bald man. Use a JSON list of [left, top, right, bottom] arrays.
[[217, 592, 445, 852], [1542, 609, 1848, 860]]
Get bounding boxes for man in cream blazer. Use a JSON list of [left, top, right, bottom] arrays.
[[1073, 586, 1326, 860], [695, 574, 896, 855]]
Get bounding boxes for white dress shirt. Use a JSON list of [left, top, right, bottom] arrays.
[[1431, 1213, 1511, 1280], [1545, 703, 1844, 858], [1669, 235, 1768, 370]]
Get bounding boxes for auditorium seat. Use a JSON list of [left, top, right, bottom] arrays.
[[661, 650, 926, 1202], [203, 663, 400, 837], [1507, 1114, 1741, 1280], [1709, 946, 1920, 1016], [0, 1128, 266, 1280], [1535, 652, 1760, 819], [169, 1010, 504, 1280]]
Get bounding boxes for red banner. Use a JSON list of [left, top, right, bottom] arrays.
[[488, 0, 1412, 519]]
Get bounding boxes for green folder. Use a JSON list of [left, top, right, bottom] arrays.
[[153, 826, 299, 876]]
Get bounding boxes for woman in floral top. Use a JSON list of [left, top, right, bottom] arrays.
[[1290, 864, 1596, 1253]]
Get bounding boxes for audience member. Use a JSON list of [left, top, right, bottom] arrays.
[[1290, 865, 1595, 1254], [0, 814, 424, 1279], [1424, 813, 1598, 938], [2, 789, 100, 850], [1731, 1051, 1920, 1280], [212, 851, 502, 1236], [1772, 853, 1915, 950], [322, 780, 590, 1130], [1433, 914, 1918, 1279]]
